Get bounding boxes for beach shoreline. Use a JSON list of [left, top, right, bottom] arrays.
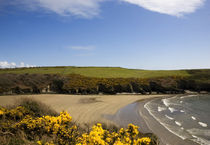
[[0, 94, 198, 145], [139, 99, 198, 145], [105, 95, 197, 145]]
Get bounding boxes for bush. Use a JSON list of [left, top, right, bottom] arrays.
[[15, 98, 58, 117], [51, 79, 64, 93]]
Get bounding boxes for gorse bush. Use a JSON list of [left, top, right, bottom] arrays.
[[15, 98, 58, 117], [14, 111, 79, 144], [0, 106, 31, 121], [76, 123, 151, 145], [0, 99, 157, 145]]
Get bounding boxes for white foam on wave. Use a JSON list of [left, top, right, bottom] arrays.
[[165, 115, 174, 120], [145, 95, 210, 145], [168, 107, 177, 113], [198, 122, 208, 127], [180, 110, 185, 113], [175, 121, 182, 126], [144, 101, 190, 140], [158, 106, 166, 112], [162, 99, 170, 107], [187, 128, 210, 137], [188, 95, 197, 97], [180, 95, 197, 99], [191, 135, 210, 145], [191, 116, 196, 120]]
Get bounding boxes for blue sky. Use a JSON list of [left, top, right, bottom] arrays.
[[0, 0, 210, 70]]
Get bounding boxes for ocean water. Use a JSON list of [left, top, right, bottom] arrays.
[[144, 95, 210, 145]]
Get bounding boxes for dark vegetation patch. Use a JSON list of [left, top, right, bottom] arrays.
[[0, 67, 210, 95], [79, 97, 102, 104], [15, 98, 58, 117]]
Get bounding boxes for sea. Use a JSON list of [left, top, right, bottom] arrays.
[[144, 95, 210, 145]]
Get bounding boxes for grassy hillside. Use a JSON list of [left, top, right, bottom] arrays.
[[0, 66, 190, 78], [0, 67, 209, 95]]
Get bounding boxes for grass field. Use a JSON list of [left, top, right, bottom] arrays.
[[0, 66, 191, 78]]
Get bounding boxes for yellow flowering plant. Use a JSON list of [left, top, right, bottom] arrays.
[[0, 106, 31, 120], [0, 106, 154, 145], [76, 123, 151, 145]]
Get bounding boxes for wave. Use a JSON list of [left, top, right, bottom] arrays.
[[198, 122, 208, 128], [162, 96, 181, 108], [162, 98, 170, 107], [180, 95, 198, 99], [187, 128, 210, 137], [175, 121, 182, 126], [165, 115, 174, 120], [144, 101, 191, 140], [191, 116, 196, 120], [158, 106, 166, 112], [191, 135, 210, 145], [144, 95, 210, 145], [168, 107, 177, 113]]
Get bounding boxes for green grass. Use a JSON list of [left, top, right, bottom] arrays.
[[0, 66, 192, 78]]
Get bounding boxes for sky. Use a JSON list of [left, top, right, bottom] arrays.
[[0, 0, 210, 70]]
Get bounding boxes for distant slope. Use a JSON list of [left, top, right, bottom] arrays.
[[0, 66, 191, 78], [0, 67, 210, 95]]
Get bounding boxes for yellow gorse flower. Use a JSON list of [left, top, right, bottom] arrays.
[[1, 106, 152, 145], [134, 137, 151, 145], [0, 110, 4, 116], [0, 106, 30, 119], [15, 111, 72, 134], [77, 123, 151, 145]]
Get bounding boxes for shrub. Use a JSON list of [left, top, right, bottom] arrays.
[[15, 98, 58, 117], [51, 79, 64, 93]]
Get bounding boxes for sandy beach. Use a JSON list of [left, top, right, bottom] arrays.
[[0, 94, 164, 124], [0, 94, 198, 145]]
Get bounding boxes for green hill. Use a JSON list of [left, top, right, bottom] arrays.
[[0, 66, 191, 78]]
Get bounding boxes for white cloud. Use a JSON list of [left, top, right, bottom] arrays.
[[8, 0, 104, 18], [122, 0, 205, 16], [19, 62, 25, 67], [69, 45, 95, 50], [1, 0, 205, 18], [0, 61, 36, 68], [0, 61, 16, 68]]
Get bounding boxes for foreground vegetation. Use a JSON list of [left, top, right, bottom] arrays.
[[0, 67, 210, 95], [0, 98, 157, 145]]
